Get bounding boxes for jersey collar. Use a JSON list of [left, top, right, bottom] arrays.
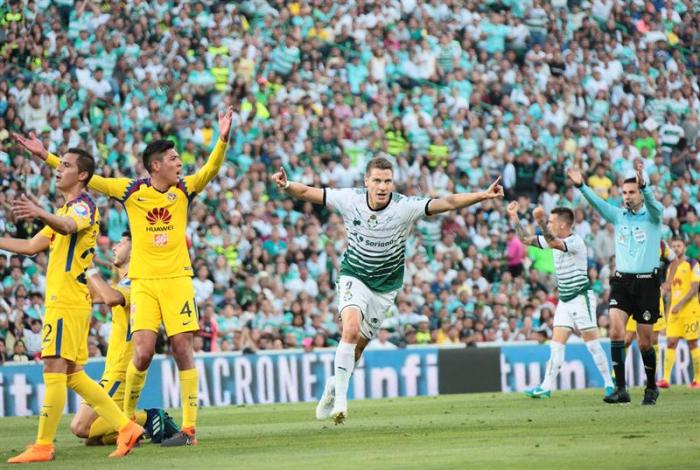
[[366, 191, 392, 212]]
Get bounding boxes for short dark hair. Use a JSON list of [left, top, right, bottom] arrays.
[[551, 207, 574, 226], [121, 231, 131, 240], [142, 139, 175, 173], [623, 177, 638, 186], [66, 148, 95, 185], [670, 236, 686, 244], [365, 157, 393, 175]]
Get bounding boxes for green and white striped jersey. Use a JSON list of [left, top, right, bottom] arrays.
[[325, 188, 431, 293], [535, 233, 589, 302]]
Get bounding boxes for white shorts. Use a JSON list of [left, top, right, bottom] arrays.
[[554, 289, 597, 331], [337, 275, 398, 340]]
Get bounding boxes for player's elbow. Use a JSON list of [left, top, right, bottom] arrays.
[[104, 294, 124, 307]]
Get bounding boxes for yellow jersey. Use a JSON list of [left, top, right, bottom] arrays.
[[39, 193, 99, 311], [47, 140, 226, 279], [668, 258, 700, 313], [104, 276, 132, 377]]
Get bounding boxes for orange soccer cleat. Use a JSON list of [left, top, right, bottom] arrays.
[[7, 443, 55, 464], [689, 380, 700, 389], [109, 420, 144, 458]]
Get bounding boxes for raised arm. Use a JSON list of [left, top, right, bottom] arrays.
[[636, 167, 662, 223], [13, 132, 131, 199], [271, 166, 324, 204], [0, 231, 50, 256], [184, 107, 233, 194], [427, 177, 504, 215], [567, 166, 620, 224], [86, 269, 126, 307], [506, 201, 536, 246]]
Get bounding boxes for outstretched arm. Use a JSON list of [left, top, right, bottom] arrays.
[[271, 166, 324, 204], [13, 133, 130, 199], [184, 107, 234, 194], [427, 177, 504, 215], [567, 167, 620, 224], [12, 195, 78, 235], [86, 269, 126, 307], [0, 232, 50, 256]]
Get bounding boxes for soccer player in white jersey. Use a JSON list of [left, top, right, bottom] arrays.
[[272, 157, 504, 424], [506, 202, 615, 399]]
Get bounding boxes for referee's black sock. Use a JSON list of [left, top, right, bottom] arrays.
[[641, 347, 657, 389], [611, 340, 626, 389]]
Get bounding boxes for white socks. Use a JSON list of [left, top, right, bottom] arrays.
[[334, 341, 356, 404], [586, 339, 614, 388], [541, 341, 565, 391]]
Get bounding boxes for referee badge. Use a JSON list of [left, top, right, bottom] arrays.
[[642, 310, 651, 321]]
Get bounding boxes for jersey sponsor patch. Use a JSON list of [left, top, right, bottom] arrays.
[[154, 233, 168, 246], [72, 202, 90, 218]]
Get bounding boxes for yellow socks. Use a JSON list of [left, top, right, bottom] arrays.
[[663, 348, 676, 383], [67, 371, 129, 431], [36, 373, 67, 445], [124, 362, 147, 416], [88, 410, 145, 445], [180, 368, 199, 429], [692, 348, 700, 382]]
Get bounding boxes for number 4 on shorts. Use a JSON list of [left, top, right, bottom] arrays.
[[180, 301, 193, 317]]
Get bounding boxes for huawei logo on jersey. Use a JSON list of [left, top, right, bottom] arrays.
[[146, 208, 173, 230]]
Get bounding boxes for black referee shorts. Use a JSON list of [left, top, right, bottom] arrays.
[[609, 271, 661, 324]]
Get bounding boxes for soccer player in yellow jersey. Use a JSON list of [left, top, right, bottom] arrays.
[[15, 107, 233, 446], [657, 236, 700, 388], [0, 147, 143, 463], [70, 232, 179, 445]]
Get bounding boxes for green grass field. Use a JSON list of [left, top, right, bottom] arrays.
[[1, 388, 698, 469]]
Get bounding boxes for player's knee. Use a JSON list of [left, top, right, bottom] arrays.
[[70, 417, 90, 438], [133, 347, 154, 370], [667, 338, 679, 349], [341, 323, 361, 342]]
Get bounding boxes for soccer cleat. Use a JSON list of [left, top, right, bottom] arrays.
[[330, 400, 347, 425], [162, 412, 180, 440], [161, 427, 197, 447], [315, 377, 336, 420], [641, 387, 659, 405], [656, 379, 670, 389], [7, 443, 55, 463], [603, 388, 631, 404], [109, 421, 145, 457], [144, 408, 163, 443], [524, 386, 551, 399], [604, 386, 615, 398], [690, 380, 700, 389]]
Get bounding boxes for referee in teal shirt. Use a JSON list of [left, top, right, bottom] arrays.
[[569, 165, 663, 405]]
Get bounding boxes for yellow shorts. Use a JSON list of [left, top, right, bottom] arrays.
[[626, 297, 666, 332], [97, 373, 126, 409], [131, 277, 199, 337], [41, 307, 90, 365], [666, 311, 700, 340]]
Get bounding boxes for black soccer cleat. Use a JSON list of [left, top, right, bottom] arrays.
[[641, 387, 659, 405], [603, 388, 631, 404]]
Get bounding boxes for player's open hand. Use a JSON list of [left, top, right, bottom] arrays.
[[272, 166, 289, 190], [218, 106, 234, 142], [671, 305, 681, 314], [566, 166, 583, 186], [13, 132, 48, 160], [483, 176, 504, 200], [506, 201, 519, 220], [635, 161, 645, 187], [11, 195, 43, 220], [533, 206, 546, 222]]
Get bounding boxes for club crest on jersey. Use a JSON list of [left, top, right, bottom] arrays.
[[167, 192, 177, 201], [72, 202, 89, 218], [367, 214, 378, 229]]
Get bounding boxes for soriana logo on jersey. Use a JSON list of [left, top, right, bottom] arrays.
[[146, 208, 175, 232]]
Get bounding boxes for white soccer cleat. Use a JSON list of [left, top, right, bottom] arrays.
[[315, 377, 336, 420], [330, 399, 347, 425]]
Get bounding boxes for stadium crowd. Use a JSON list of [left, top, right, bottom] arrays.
[[1, 0, 700, 362]]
